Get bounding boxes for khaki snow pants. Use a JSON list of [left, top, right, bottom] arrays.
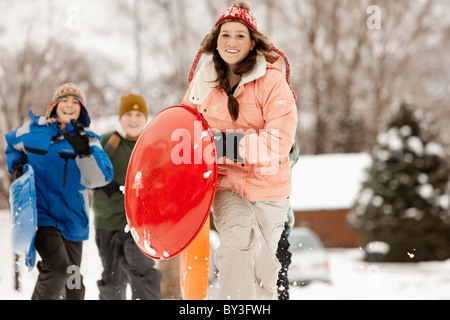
[[212, 190, 290, 300]]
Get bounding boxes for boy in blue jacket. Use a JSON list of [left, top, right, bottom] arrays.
[[5, 82, 113, 300]]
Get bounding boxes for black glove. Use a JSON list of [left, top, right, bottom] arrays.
[[98, 180, 122, 198], [213, 131, 244, 163], [63, 119, 91, 156], [12, 162, 26, 180]]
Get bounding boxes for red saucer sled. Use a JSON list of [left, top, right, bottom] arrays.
[[124, 105, 217, 260]]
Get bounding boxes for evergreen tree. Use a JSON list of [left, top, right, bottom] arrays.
[[348, 103, 450, 262]]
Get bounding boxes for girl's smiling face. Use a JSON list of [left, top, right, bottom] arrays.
[[55, 95, 81, 125], [217, 21, 255, 71], [120, 110, 147, 138]]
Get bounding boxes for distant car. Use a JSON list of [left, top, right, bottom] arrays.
[[288, 227, 330, 286]]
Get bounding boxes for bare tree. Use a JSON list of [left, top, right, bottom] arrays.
[[2, 1, 449, 206], [0, 36, 127, 208], [274, 0, 447, 154]]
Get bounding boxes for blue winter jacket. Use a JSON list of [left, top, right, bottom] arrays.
[[5, 111, 113, 242]]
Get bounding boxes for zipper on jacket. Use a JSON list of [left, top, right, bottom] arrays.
[[59, 152, 77, 187], [25, 146, 47, 155]]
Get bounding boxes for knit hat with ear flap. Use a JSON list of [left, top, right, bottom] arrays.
[[46, 82, 91, 127], [187, 1, 297, 100]]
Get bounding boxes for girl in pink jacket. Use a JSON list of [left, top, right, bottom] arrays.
[[182, 1, 298, 300]]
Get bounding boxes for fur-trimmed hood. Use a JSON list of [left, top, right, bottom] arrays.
[[188, 52, 274, 105], [181, 50, 298, 201]]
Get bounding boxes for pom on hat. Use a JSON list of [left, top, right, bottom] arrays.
[[119, 94, 148, 120], [46, 82, 90, 127], [215, 1, 258, 31]]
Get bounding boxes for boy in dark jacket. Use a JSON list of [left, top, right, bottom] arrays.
[[93, 93, 161, 300], [5, 82, 113, 299]]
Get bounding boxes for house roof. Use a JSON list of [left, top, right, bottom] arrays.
[[290, 153, 372, 211]]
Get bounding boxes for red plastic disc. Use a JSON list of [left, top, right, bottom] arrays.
[[125, 105, 217, 259]]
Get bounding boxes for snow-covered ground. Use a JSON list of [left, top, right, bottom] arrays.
[[1, 210, 449, 300], [290, 248, 450, 300]]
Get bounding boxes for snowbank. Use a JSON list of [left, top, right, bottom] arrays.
[[290, 153, 372, 211]]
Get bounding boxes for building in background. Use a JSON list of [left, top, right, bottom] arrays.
[[290, 153, 371, 248]]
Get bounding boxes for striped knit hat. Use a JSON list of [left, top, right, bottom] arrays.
[[46, 82, 90, 127], [187, 1, 297, 100], [215, 3, 258, 31]]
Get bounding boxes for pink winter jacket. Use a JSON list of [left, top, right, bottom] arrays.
[[181, 52, 298, 201]]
